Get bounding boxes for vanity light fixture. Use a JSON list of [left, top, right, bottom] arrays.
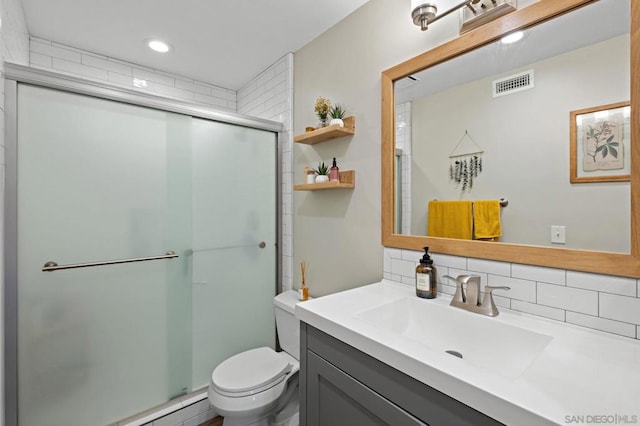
[[411, 0, 516, 33], [147, 39, 171, 53]]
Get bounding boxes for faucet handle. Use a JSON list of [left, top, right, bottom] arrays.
[[481, 286, 511, 317], [484, 285, 511, 293]]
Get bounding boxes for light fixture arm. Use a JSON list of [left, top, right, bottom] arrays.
[[412, 0, 481, 31]]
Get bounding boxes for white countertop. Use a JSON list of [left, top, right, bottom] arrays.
[[295, 280, 640, 426]]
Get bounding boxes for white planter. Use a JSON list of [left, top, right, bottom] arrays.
[[315, 175, 329, 183], [329, 118, 344, 127]]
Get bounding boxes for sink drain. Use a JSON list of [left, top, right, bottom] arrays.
[[445, 350, 463, 359]]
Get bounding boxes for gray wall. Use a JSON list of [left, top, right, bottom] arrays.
[[293, 0, 537, 296], [410, 35, 630, 252]]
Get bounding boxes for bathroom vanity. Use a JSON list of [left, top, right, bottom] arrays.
[[295, 281, 640, 426], [300, 323, 500, 425]]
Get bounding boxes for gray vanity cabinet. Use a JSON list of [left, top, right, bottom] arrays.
[[299, 323, 503, 426]]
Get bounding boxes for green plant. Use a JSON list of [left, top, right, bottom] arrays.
[[329, 104, 346, 119], [313, 162, 329, 176]]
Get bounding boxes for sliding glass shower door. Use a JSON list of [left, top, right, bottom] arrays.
[[190, 118, 277, 388], [13, 84, 277, 426]]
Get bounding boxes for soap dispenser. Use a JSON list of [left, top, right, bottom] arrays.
[[329, 157, 340, 182], [416, 247, 437, 299]]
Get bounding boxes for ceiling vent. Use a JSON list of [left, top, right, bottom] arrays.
[[492, 70, 534, 97], [396, 75, 419, 89]]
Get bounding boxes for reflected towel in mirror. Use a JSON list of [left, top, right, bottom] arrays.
[[427, 200, 473, 239], [473, 200, 502, 240]]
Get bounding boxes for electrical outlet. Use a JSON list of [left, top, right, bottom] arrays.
[[551, 226, 566, 244]]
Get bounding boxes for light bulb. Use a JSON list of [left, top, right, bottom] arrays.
[[501, 31, 523, 44]]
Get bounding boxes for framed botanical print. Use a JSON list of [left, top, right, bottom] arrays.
[[570, 101, 630, 183]]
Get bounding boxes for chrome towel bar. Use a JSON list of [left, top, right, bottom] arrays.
[[42, 251, 179, 272]]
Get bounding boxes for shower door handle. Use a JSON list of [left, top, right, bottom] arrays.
[[42, 251, 179, 272]]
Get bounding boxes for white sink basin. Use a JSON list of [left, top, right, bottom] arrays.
[[354, 297, 552, 379]]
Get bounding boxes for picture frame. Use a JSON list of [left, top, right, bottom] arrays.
[[570, 101, 631, 183]]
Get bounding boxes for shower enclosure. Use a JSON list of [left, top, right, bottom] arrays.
[[4, 65, 282, 426]]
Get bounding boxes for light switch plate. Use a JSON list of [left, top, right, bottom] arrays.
[[551, 225, 566, 244]]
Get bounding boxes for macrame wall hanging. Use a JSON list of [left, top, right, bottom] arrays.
[[449, 130, 484, 192]]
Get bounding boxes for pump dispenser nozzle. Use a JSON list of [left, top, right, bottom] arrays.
[[420, 246, 433, 264]]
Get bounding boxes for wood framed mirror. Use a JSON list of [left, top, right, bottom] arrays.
[[381, 0, 640, 277]]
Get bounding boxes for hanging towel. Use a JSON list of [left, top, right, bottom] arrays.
[[473, 200, 502, 240], [427, 200, 473, 240]]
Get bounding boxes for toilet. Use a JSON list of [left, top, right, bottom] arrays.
[[208, 290, 304, 426]]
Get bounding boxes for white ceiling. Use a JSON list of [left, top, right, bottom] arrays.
[[396, 0, 629, 103], [21, 0, 370, 90]]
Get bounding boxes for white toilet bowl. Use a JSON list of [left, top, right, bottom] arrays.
[[208, 290, 304, 426]]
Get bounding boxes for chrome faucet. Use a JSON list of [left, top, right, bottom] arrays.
[[443, 274, 510, 317]]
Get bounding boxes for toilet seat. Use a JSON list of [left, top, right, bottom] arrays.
[[211, 347, 292, 398]]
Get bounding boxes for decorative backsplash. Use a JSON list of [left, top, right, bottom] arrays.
[[384, 248, 640, 340]]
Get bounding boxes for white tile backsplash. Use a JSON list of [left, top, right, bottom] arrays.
[[391, 258, 416, 278], [510, 300, 565, 322], [488, 274, 536, 303], [566, 271, 636, 297], [467, 258, 511, 277], [537, 282, 598, 315], [512, 263, 566, 286], [430, 253, 467, 270], [566, 311, 636, 338], [384, 248, 640, 341], [492, 294, 511, 309], [599, 293, 640, 324]]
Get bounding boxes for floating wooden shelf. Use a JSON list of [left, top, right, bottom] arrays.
[[294, 170, 355, 191], [294, 116, 355, 145]]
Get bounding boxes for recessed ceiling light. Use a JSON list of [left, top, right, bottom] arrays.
[[147, 39, 171, 53], [501, 31, 523, 44]]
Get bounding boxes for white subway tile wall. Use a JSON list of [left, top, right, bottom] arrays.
[[237, 53, 294, 292], [117, 391, 216, 426], [395, 102, 412, 235], [3, 0, 29, 65], [29, 37, 237, 112], [384, 248, 640, 340]]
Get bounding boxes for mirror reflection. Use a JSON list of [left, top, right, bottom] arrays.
[[394, 0, 630, 253]]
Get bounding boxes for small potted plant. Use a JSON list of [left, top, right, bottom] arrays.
[[314, 96, 332, 127], [329, 104, 346, 127], [313, 162, 330, 183]]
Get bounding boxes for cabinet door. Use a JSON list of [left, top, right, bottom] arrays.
[[306, 352, 426, 426]]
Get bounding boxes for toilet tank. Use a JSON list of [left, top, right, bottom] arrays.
[[273, 290, 307, 360]]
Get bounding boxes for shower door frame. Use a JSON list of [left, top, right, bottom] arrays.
[[3, 63, 285, 426]]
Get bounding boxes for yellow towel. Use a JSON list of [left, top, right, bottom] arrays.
[[427, 200, 473, 240], [473, 200, 502, 240]]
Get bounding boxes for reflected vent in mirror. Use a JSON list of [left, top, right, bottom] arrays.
[[492, 69, 534, 97], [396, 75, 419, 89]]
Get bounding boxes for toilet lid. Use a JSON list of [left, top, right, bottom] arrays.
[[212, 347, 291, 394]]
